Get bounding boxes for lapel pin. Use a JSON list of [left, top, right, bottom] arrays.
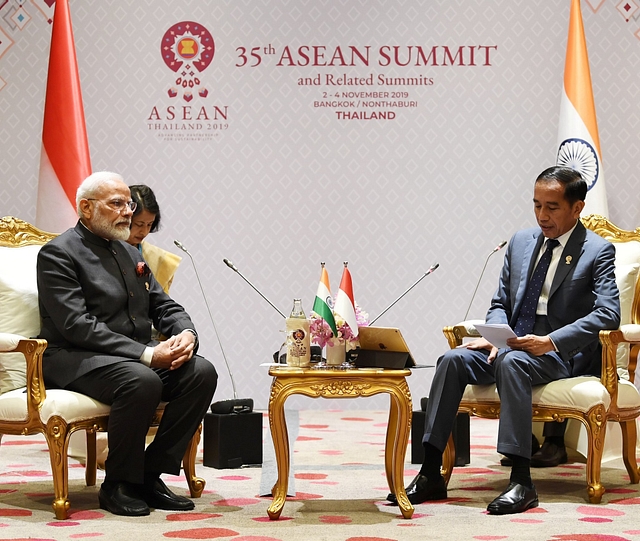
[[145, 282, 150, 291], [565, 255, 572, 265]]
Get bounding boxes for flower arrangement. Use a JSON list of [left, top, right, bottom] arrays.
[[309, 301, 369, 349]]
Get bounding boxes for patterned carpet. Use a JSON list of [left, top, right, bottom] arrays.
[[0, 410, 639, 541]]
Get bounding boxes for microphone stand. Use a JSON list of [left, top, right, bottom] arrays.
[[463, 241, 507, 321], [223, 258, 324, 364], [223, 258, 286, 318], [174, 241, 253, 414], [370, 263, 439, 325]]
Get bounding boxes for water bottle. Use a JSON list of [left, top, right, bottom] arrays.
[[285, 298, 311, 367]]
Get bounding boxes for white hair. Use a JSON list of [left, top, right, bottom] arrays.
[[76, 171, 125, 217]]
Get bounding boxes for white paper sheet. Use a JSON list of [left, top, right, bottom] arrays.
[[474, 323, 517, 349]]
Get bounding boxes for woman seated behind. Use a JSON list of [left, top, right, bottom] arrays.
[[128, 184, 181, 293]]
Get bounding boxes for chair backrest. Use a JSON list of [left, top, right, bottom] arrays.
[[582, 214, 640, 379], [0, 217, 56, 394]]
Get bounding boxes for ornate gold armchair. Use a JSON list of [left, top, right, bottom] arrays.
[[0, 217, 204, 519], [441, 215, 640, 503]]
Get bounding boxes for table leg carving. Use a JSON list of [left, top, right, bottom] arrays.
[[387, 384, 413, 519], [267, 380, 293, 520], [266, 369, 413, 519]]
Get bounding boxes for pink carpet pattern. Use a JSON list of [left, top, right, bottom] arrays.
[[0, 410, 639, 540]]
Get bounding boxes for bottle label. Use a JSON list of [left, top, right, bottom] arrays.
[[286, 318, 311, 367], [290, 328, 308, 358]]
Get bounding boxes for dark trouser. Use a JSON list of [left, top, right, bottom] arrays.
[[67, 356, 217, 484], [422, 345, 570, 460]]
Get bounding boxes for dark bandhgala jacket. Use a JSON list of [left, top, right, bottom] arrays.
[[37, 222, 195, 388]]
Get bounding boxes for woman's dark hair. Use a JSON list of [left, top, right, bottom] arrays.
[[535, 166, 587, 205], [129, 185, 161, 233]]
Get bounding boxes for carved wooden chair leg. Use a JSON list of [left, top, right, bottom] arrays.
[[183, 423, 205, 498], [44, 416, 71, 520], [584, 408, 606, 504], [619, 419, 640, 484], [442, 432, 456, 486], [84, 429, 98, 487]]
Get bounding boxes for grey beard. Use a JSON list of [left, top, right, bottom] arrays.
[[91, 214, 131, 242]]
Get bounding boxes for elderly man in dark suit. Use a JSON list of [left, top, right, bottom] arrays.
[[390, 166, 620, 514], [37, 171, 217, 517]]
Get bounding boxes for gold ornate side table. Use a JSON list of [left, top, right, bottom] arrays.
[[266, 366, 414, 519]]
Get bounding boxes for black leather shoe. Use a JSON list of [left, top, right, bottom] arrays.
[[487, 482, 538, 515], [142, 478, 195, 511], [500, 434, 541, 467], [99, 482, 150, 516], [387, 474, 447, 505], [530, 441, 568, 468]]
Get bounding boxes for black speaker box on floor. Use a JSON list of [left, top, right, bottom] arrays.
[[411, 397, 470, 467], [203, 411, 263, 469]]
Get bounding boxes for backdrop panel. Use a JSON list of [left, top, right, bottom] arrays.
[[1, 0, 639, 409]]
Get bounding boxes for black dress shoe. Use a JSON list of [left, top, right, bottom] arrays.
[[387, 474, 447, 505], [99, 482, 150, 516], [499, 434, 541, 467], [142, 478, 195, 511], [530, 441, 567, 468], [487, 482, 538, 515]]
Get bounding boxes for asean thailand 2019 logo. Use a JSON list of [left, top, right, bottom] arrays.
[[160, 21, 214, 102]]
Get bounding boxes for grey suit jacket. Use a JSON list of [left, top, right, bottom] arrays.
[[37, 222, 196, 388], [485, 221, 620, 376]]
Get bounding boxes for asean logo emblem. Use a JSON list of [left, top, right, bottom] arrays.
[[556, 138, 599, 191], [160, 21, 215, 102]]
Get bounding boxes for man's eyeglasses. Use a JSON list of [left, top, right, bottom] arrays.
[[87, 198, 137, 213]]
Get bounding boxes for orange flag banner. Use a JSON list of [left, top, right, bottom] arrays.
[[36, 0, 91, 232], [556, 0, 607, 217]]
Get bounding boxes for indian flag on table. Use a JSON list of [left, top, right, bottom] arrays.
[[334, 263, 359, 338], [36, 0, 92, 233], [312, 264, 338, 337], [556, 0, 608, 218]]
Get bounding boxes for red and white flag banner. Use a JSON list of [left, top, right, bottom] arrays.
[[36, 0, 91, 233]]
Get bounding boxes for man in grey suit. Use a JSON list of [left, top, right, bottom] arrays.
[[37, 171, 217, 517], [393, 166, 620, 514]]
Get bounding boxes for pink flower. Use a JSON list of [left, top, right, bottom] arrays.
[[309, 300, 369, 348]]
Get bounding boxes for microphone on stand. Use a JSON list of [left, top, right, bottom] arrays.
[[223, 258, 286, 318], [223, 258, 324, 363], [174, 240, 253, 414], [462, 240, 507, 321], [370, 263, 440, 325]]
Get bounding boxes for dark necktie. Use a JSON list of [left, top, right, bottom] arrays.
[[513, 238, 560, 337]]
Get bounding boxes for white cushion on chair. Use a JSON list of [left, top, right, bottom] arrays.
[[0, 333, 23, 352], [460, 379, 610, 411], [0, 245, 42, 394], [613, 263, 640, 378], [534, 377, 611, 411], [615, 240, 640, 267], [0, 387, 110, 423], [462, 378, 640, 414], [621, 324, 640, 341], [40, 390, 111, 424]]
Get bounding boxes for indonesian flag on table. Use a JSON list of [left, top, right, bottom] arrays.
[[556, 0, 608, 218], [334, 264, 359, 338], [36, 0, 92, 233], [312, 264, 338, 337]]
